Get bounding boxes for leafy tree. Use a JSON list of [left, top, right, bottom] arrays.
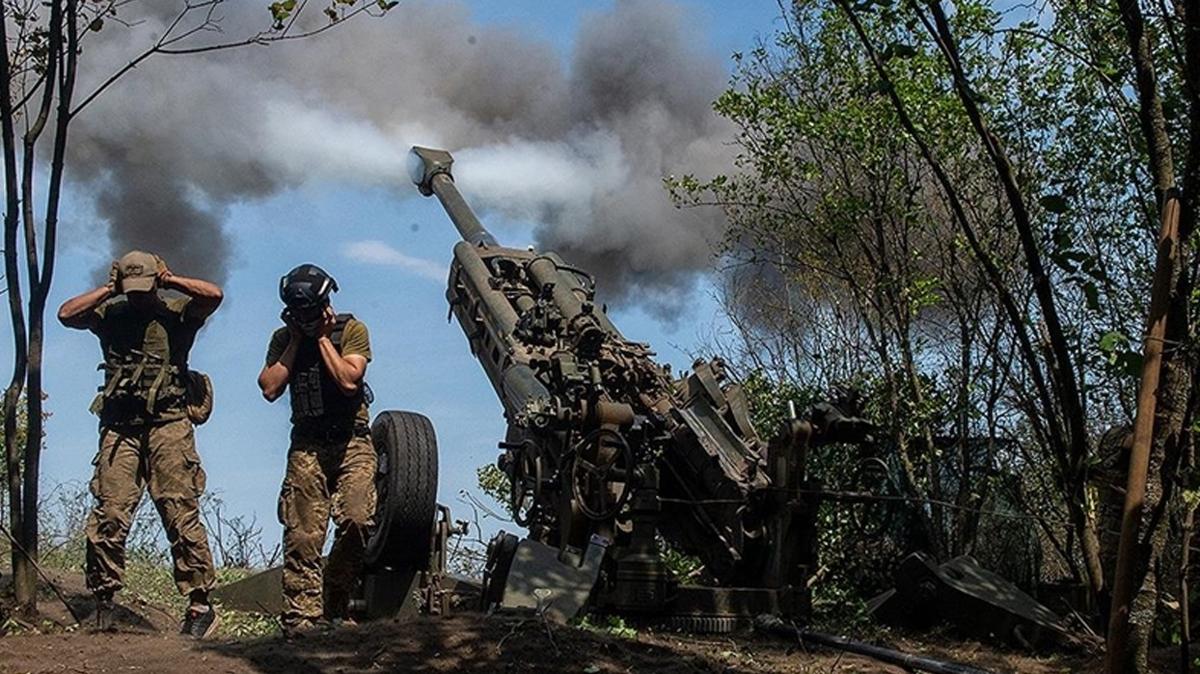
[[677, 3, 1200, 668]]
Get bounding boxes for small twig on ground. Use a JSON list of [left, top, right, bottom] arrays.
[[533, 592, 562, 656], [496, 618, 524, 652], [495, 612, 561, 657], [1067, 607, 1099, 639], [538, 610, 561, 656]]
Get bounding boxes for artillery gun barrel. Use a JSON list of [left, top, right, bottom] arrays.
[[407, 146, 498, 247]]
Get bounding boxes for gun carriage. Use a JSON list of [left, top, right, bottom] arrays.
[[403, 146, 871, 628]]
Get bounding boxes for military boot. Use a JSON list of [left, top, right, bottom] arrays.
[[92, 592, 115, 632], [180, 603, 220, 640]]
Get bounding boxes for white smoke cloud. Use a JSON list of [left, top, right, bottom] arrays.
[[455, 132, 628, 225]]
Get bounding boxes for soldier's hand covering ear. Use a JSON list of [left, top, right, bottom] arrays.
[[154, 255, 173, 283], [281, 308, 303, 341], [107, 261, 120, 292], [317, 305, 337, 339]]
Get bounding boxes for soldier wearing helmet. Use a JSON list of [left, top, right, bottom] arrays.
[[57, 251, 222, 639], [258, 263, 376, 634]]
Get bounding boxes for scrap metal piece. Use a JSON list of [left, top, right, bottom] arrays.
[[870, 553, 1073, 649]]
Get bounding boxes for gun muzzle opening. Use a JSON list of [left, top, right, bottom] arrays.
[[408, 146, 498, 248], [408, 146, 455, 196]]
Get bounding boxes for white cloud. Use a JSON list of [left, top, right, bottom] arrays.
[[341, 240, 446, 283]]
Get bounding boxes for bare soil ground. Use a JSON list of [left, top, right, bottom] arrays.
[[0, 612, 1104, 674], [0, 569, 1172, 674]]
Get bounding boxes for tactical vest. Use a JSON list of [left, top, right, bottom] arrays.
[[289, 314, 372, 426], [91, 300, 191, 425]]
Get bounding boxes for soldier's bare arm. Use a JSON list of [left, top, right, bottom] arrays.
[[316, 308, 368, 396], [259, 329, 301, 402], [57, 285, 111, 329], [159, 263, 223, 319]]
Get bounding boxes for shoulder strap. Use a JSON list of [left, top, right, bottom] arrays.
[[331, 313, 355, 348]]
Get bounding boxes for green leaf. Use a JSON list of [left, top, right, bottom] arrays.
[[268, 2, 289, 22], [1098, 330, 1127, 353]]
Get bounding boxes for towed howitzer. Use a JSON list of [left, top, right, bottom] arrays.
[[408, 146, 873, 626]]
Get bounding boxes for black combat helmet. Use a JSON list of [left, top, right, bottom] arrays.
[[280, 264, 338, 309]]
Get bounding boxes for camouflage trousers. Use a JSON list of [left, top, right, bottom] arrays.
[[278, 431, 377, 626], [85, 418, 216, 596]]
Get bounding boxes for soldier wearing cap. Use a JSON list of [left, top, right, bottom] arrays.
[[258, 263, 375, 634], [58, 251, 222, 638]]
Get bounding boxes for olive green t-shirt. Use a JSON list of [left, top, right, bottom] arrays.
[[265, 318, 372, 428]]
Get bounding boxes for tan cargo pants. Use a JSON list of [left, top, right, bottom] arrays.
[[85, 418, 216, 596], [278, 431, 377, 626]]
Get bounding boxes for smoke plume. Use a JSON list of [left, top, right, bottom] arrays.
[[68, 0, 738, 311]]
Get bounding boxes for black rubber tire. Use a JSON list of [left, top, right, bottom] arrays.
[[364, 410, 439, 570]]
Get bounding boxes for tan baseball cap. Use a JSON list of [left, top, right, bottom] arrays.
[[117, 250, 158, 293]]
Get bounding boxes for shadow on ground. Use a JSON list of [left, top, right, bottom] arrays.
[[204, 613, 725, 674], [1, 565, 173, 634]]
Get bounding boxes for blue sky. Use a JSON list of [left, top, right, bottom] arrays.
[[28, 0, 786, 554]]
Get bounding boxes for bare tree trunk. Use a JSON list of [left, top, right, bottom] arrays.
[[14, 0, 67, 612], [0, 0, 32, 613], [1105, 1, 1200, 670], [20, 0, 78, 601], [1176, 22, 1200, 674]]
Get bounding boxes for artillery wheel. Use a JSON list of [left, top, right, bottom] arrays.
[[569, 428, 634, 521], [365, 410, 439, 570]]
